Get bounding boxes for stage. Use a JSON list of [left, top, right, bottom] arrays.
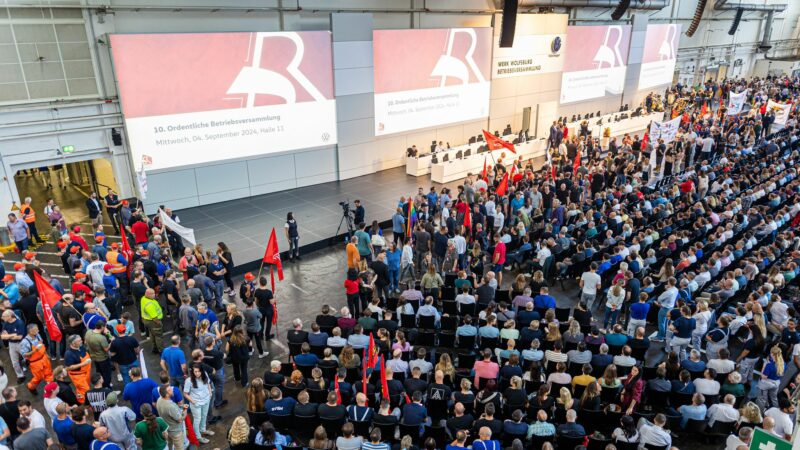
[[175, 166, 468, 275]]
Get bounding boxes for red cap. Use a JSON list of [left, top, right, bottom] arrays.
[[73, 226, 81, 233], [3, 274, 13, 282], [44, 382, 58, 396], [56, 241, 67, 249], [244, 272, 255, 281], [95, 235, 104, 243], [24, 252, 35, 259], [121, 200, 129, 205], [13, 262, 24, 271], [69, 246, 80, 254], [103, 264, 112, 272], [116, 324, 127, 334], [110, 243, 119, 249], [140, 250, 149, 256], [74, 272, 86, 279]]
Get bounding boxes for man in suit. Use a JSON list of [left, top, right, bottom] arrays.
[[549, 121, 560, 149], [86, 192, 102, 227]]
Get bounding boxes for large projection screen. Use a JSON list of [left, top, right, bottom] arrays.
[[638, 24, 681, 90], [111, 32, 337, 172], [373, 28, 492, 136], [559, 25, 631, 104]]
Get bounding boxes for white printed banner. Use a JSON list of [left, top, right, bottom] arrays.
[[767, 99, 792, 125], [727, 90, 748, 115]]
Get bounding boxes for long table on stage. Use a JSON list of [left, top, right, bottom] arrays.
[[405, 134, 519, 177], [565, 111, 660, 139], [430, 137, 549, 183]]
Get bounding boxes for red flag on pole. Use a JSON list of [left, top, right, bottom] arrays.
[[641, 132, 649, 150], [263, 228, 284, 284], [379, 356, 389, 399], [573, 149, 582, 176], [362, 349, 368, 397], [481, 157, 488, 182], [495, 172, 510, 197], [700, 101, 708, 117], [184, 414, 200, 446], [366, 334, 376, 369], [334, 375, 342, 405], [482, 130, 516, 153], [33, 271, 62, 342]]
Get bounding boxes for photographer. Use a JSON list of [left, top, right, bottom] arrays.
[[353, 199, 365, 225]]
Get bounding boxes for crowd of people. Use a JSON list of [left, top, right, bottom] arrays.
[[0, 75, 800, 450]]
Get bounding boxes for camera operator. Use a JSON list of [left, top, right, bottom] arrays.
[[353, 199, 365, 225]]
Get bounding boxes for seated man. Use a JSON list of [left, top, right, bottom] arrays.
[[557, 409, 586, 437]]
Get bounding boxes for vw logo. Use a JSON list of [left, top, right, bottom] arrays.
[[551, 36, 562, 54]]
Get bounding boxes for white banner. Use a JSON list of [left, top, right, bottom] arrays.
[[648, 116, 682, 145], [492, 34, 565, 79], [727, 90, 748, 115], [158, 208, 196, 245], [136, 169, 148, 200], [767, 99, 792, 125]]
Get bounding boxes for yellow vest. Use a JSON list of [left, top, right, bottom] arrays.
[[141, 296, 163, 320]]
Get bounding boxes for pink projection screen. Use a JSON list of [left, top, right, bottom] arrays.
[[559, 25, 631, 104], [111, 32, 337, 171]]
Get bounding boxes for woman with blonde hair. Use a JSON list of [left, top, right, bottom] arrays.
[[545, 322, 561, 343], [500, 320, 519, 340], [195, 318, 220, 350], [246, 378, 267, 412], [604, 279, 625, 330], [227, 416, 251, 447], [691, 300, 712, 351], [308, 425, 333, 450], [738, 401, 763, 426], [529, 270, 547, 294], [756, 345, 785, 410], [511, 274, 528, 298], [436, 353, 456, 382], [543, 309, 558, 326], [556, 387, 574, 410], [563, 320, 584, 344], [308, 367, 327, 391]]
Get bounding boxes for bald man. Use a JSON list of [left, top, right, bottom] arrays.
[[91, 426, 123, 450]]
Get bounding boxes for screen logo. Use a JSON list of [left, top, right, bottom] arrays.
[[226, 32, 327, 107], [430, 28, 488, 86], [593, 25, 626, 69], [551, 36, 562, 54]]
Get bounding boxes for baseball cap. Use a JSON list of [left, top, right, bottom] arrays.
[[13, 262, 24, 271], [244, 272, 255, 281], [121, 200, 129, 205], [95, 236, 104, 243], [69, 246, 80, 254], [24, 252, 35, 259], [72, 226, 81, 233], [44, 382, 58, 396], [103, 264, 112, 272], [140, 250, 149, 256], [110, 243, 119, 249], [3, 274, 13, 282], [74, 273, 86, 280], [116, 324, 127, 335], [57, 241, 67, 249]]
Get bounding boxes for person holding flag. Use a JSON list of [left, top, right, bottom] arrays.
[[261, 228, 283, 337]]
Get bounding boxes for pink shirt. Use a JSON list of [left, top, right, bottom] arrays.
[[473, 360, 499, 385]]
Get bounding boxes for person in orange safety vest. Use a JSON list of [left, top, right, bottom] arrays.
[[19, 323, 53, 395], [19, 197, 45, 245], [64, 334, 92, 404]]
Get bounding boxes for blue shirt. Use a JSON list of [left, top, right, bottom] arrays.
[[1, 318, 25, 343], [401, 402, 427, 426], [151, 385, 183, 405], [533, 294, 556, 310], [294, 353, 319, 367], [198, 310, 218, 326], [122, 378, 159, 420], [265, 397, 297, 417], [672, 316, 695, 338], [597, 262, 611, 275], [679, 404, 707, 428], [605, 333, 628, 346], [91, 440, 122, 450], [4, 283, 19, 305], [207, 262, 224, 281], [680, 359, 706, 372], [160, 347, 186, 378], [103, 275, 118, 297], [630, 302, 650, 320], [53, 416, 76, 445], [386, 249, 402, 270]]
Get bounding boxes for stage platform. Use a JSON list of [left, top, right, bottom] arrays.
[[175, 166, 465, 275]]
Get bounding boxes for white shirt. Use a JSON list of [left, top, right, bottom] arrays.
[[25, 409, 46, 430], [580, 271, 601, 295], [43, 397, 60, 421], [453, 235, 467, 255], [764, 407, 794, 438], [706, 359, 735, 375], [401, 245, 413, 267], [693, 378, 720, 396], [706, 403, 739, 426]]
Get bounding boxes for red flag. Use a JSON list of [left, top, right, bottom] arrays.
[[334, 375, 342, 405], [33, 271, 62, 342], [362, 349, 369, 398], [404, 392, 412, 404], [379, 356, 389, 399], [573, 149, 582, 176], [682, 112, 690, 124], [551, 164, 557, 182], [462, 205, 471, 231], [366, 334, 376, 369], [263, 228, 284, 283], [482, 130, 516, 153], [701, 101, 708, 117], [641, 132, 649, 149], [495, 171, 510, 197], [184, 414, 200, 446], [481, 157, 488, 182]]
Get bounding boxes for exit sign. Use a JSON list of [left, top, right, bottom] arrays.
[[62, 145, 75, 153], [749, 428, 791, 450]]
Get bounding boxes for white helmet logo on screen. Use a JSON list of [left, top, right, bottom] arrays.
[[658, 24, 678, 61], [430, 28, 487, 87], [226, 32, 326, 107], [593, 26, 625, 69]]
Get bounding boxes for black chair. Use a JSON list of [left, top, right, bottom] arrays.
[[588, 436, 613, 450], [373, 422, 397, 444], [400, 314, 416, 328], [683, 418, 707, 434], [419, 315, 436, 329], [320, 418, 344, 438], [399, 423, 421, 444], [600, 386, 621, 404], [308, 388, 328, 404], [644, 445, 668, 450], [247, 411, 269, 429], [438, 333, 456, 348], [352, 420, 371, 438], [293, 415, 319, 438], [270, 413, 294, 434], [558, 435, 587, 450], [503, 432, 528, 447], [457, 335, 476, 351], [456, 352, 476, 370], [555, 307, 571, 322], [530, 434, 555, 450], [288, 342, 303, 358], [614, 441, 640, 450], [422, 425, 447, 445]]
